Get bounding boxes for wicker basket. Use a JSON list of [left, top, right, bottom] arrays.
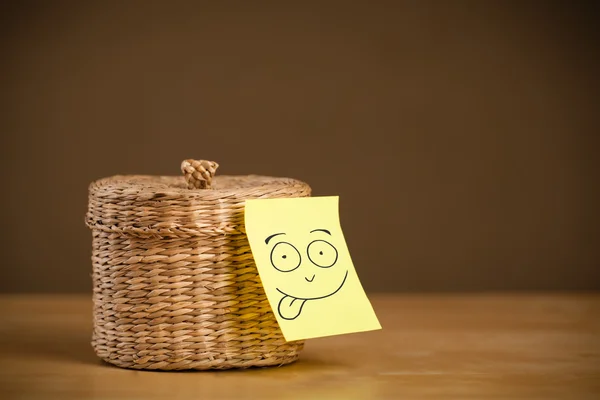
[[85, 160, 311, 370]]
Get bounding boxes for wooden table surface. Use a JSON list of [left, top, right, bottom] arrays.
[[0, 294, 598, 400]]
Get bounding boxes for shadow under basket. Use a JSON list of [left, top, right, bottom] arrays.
[[85, 159, 311, 370]]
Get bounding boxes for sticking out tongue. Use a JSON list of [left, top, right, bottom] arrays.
[[277, 295, 307, 320]]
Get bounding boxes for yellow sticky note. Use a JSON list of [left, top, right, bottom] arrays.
[[244, 196, 381, 341]]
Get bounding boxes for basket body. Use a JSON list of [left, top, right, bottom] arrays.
[[86, 175, 311, 370]]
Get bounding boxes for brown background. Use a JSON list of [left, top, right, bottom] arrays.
[[1, 1, 598, 293]]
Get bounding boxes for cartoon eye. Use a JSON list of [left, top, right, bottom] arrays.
[[270, 242, 302, 272], [307, 240, 338, 268]]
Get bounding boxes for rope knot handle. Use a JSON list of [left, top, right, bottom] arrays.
[[181, 159, 219, 189]]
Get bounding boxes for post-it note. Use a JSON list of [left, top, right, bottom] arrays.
[[244, 196, 381, 341]]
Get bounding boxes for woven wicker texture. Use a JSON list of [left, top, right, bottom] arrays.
[[181, 159, 219, 189], [86, 162, 311, 370]]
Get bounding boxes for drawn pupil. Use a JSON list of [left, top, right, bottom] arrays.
[[282, 255, 287, 259], [319, 251, 323, 255]]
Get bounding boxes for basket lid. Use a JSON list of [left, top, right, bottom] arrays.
[[86, 159, 311, 237]]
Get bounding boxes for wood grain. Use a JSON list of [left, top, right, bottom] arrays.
[[0, 294, 598, 399]]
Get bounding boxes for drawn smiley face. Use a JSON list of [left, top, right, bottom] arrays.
[[245, 196, 382, 341], [264, 229, 349, 320]]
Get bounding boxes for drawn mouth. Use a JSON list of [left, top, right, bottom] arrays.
[[276, 270, 349, 320], [305, 274, 315, 282]]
